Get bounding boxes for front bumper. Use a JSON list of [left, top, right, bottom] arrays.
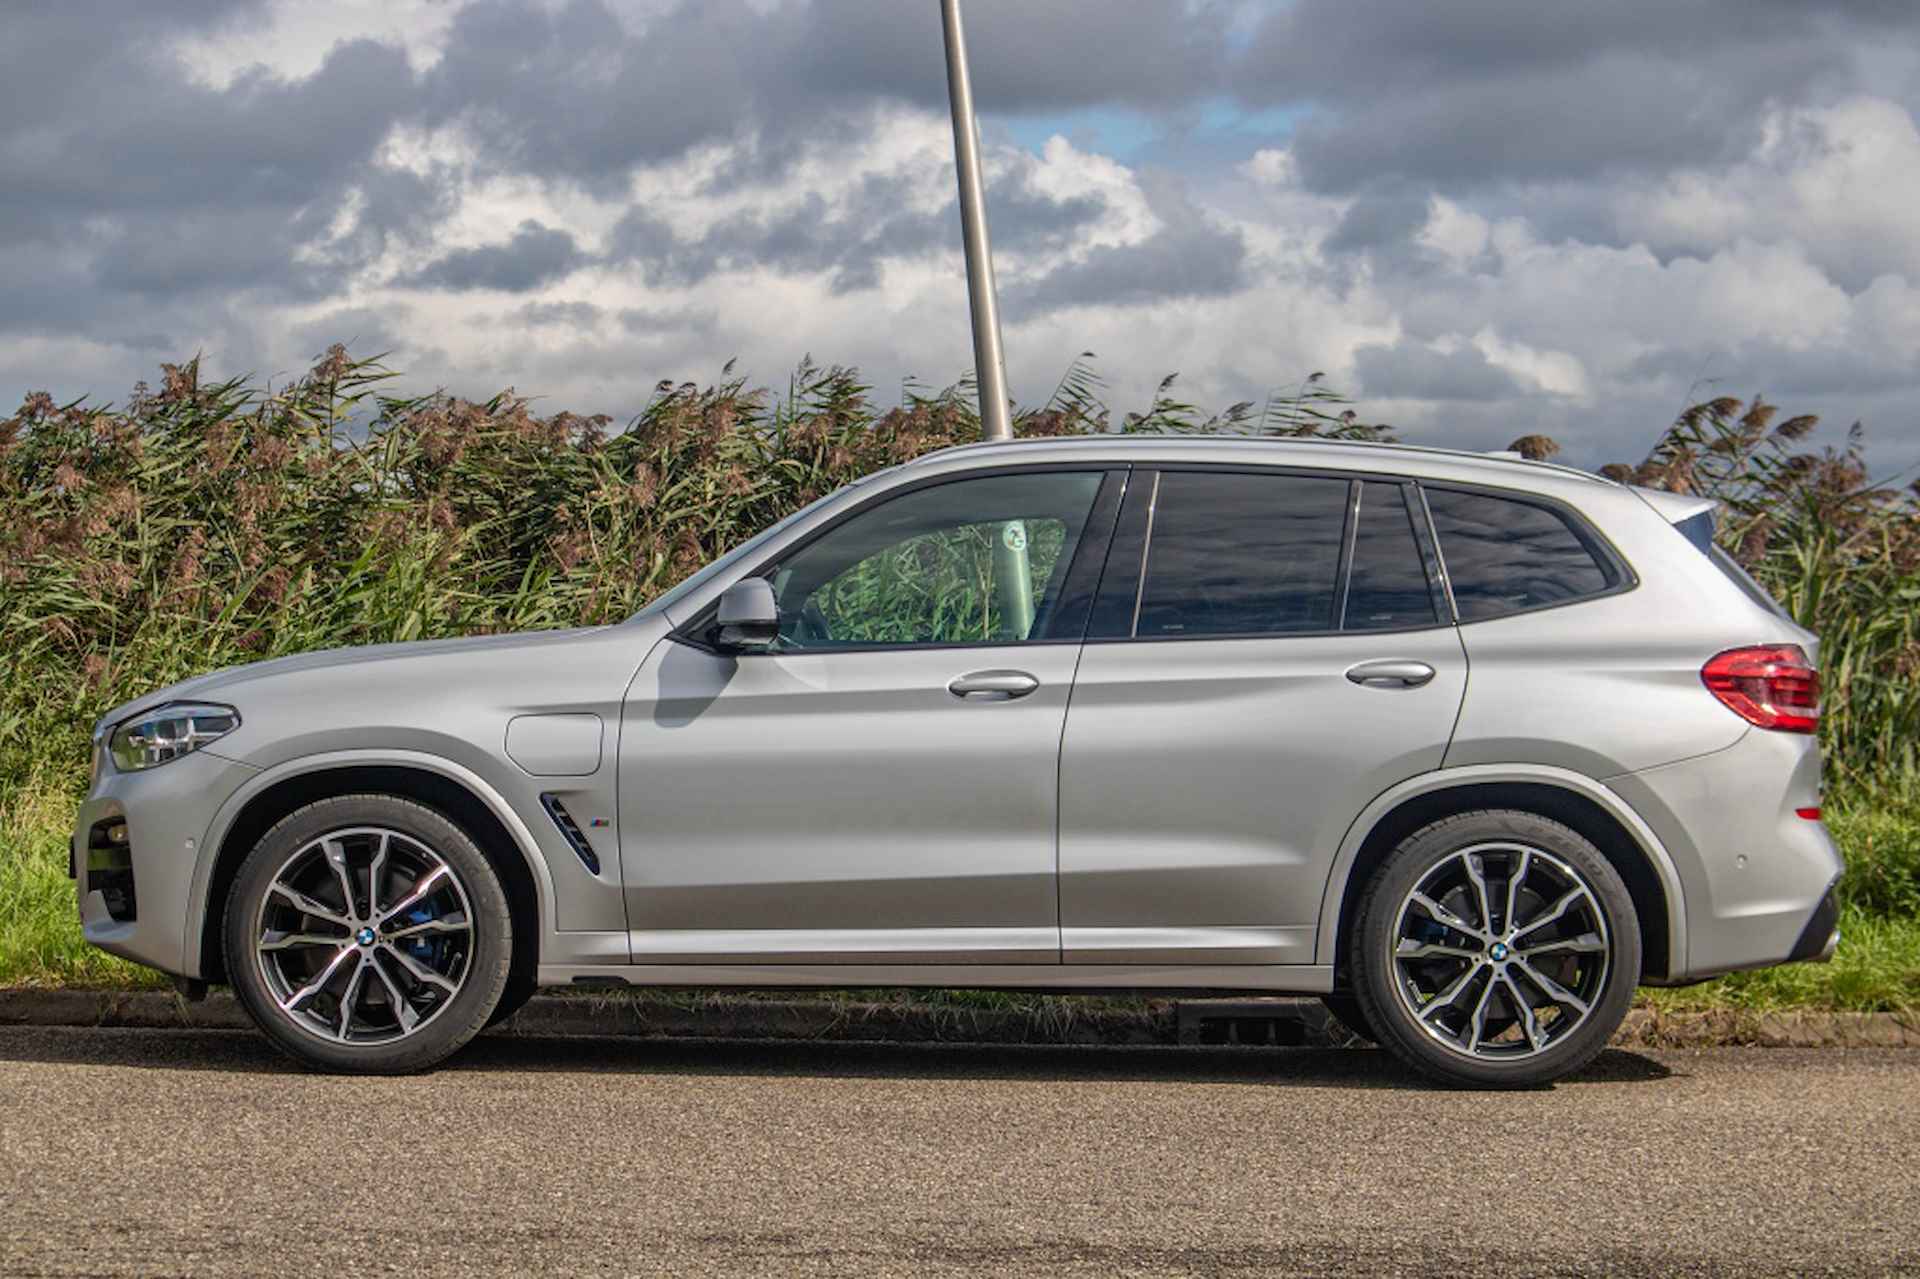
[[71, 748, 259, 978]]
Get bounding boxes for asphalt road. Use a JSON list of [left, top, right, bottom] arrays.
[[1, 1028, 1914, 1278]]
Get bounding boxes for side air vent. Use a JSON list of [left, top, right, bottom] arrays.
[[539, 793, 601, 875]]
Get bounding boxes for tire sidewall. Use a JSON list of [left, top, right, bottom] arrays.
[[1352, 810, 1642, 1089], [224, 794, 513, 1074], [1319, 993, 1378, 1044]]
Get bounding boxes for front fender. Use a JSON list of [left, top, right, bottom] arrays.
[[184, 748, 567, 979]]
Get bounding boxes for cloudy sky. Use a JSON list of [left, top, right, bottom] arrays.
[[6, 0, 1920, 471]]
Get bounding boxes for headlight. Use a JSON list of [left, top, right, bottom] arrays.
[[108, 703, 240, 772]]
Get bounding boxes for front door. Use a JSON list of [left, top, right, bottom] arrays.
[[1058, 469, 1468, 965], [617, 467, 1123, 964]]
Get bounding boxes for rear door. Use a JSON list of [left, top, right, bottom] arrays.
[[1057, 469, 1467, 965]]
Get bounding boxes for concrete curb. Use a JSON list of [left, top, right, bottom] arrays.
[[1615, 1004, 1920, 1049], [0, 988, 1913, 1049]]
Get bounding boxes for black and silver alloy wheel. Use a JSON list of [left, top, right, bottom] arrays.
[[1352, 809, 1640, 1089], [1390, 843, 1608, 1060], [226, 794, 513, 1073], [253, 827, 475, 1045]]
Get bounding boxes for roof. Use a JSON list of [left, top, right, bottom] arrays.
[[905, 432, 1618, 488]]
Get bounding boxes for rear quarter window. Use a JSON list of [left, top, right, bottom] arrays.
[[1425, 487, 1620, 622]]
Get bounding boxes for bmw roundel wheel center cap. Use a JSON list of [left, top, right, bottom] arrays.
[[355, 927, 377, 947], [1489, 941, 1510, 962]]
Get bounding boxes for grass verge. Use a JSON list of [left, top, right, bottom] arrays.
[[4, 781, 1915, 1013], [0, 784, 165, 990], [1645, 907, 1919, 1015]]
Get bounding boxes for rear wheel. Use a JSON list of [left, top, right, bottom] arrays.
[[224, 794, 513, 1073], [1350, 809, 1639, 1088]]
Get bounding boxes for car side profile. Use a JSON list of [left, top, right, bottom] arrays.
[[73, 435, 1842, 1086]]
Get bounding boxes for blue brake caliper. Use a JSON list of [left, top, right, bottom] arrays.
[[399, 903, 444, 969]]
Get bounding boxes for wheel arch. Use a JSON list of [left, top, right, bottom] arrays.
[[1317, 766, 1685, 984], [190, 752, 551, 987]]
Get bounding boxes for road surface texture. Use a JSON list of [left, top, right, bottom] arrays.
[[1, 1027, 1914, 1277]]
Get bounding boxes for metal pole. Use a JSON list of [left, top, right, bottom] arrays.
[[939, 0, 1032, 638], [940, 0, 1012, 442]]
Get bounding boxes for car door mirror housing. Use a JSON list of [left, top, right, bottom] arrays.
[[712, 578, 780, 653]]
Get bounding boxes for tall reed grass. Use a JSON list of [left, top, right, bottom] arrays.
[[0, 349, 1391, 797], [1, 349, 1915, 1004], [4, 353, 1912, 800], [1600, 395, 1920, 795]]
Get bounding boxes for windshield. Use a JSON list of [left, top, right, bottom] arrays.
[[629, 477, 880, 621]]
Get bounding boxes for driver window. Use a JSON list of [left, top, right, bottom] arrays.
[[766, 471, 1104, 649]]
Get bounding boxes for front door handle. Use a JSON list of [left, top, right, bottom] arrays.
[[948, 670, 1040, 701], [1345, 659, 1437, 688]]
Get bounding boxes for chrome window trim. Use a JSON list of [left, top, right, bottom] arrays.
[[1333, 478, 1363, 629], [1127, 470, 1162, 639]]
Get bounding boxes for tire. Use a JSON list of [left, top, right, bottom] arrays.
[[485, 968, 538, 1030], [224, 794, 514, 1074], [1349, 809, 1640, 1089], [1319, 993, 1377, 1043]]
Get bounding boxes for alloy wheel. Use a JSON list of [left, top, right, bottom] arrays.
[[1388, 842, 1611, 1061], [251, 826, 475, 1045]]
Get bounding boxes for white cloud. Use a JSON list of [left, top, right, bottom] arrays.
[[1469, 331, 1589, 399], [1022, 137, 1158, 252], [1417, 197, 1490, 269], [1617, 97, 1920, 288], [11, 7, 1920, 478], [172, 0, 458, 86]]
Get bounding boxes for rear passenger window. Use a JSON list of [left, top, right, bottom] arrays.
[[1425, 487, 1616, 621], [1344, 481, 1438, 630], [1134, 472, 1347, 637]]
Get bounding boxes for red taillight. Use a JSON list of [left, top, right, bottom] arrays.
[[1701, 645, 1820, 733], [1795, 806, 1823, 821]]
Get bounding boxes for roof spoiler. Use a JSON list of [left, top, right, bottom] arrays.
[[1630, 485, 1718, 525]]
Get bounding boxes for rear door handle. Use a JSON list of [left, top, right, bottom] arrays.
[[948, 670, 1040, 701], [1345, 660, 1437, 688]]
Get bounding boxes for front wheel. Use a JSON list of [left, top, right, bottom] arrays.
[[1349, 810, 1640, 1088], [224, 794, 513, 1073]]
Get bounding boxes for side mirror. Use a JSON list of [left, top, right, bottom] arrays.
[[712, 578, 780, 653]]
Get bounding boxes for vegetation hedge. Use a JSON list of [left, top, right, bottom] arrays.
[[0, 348, 1915, 1005]]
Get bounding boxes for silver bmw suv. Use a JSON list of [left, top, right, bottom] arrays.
[[73, 436, 1841, 1086]]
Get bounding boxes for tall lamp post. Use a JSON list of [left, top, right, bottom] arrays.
[[940, 0, 1012, 443], [939, 0, 1032, 636]]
